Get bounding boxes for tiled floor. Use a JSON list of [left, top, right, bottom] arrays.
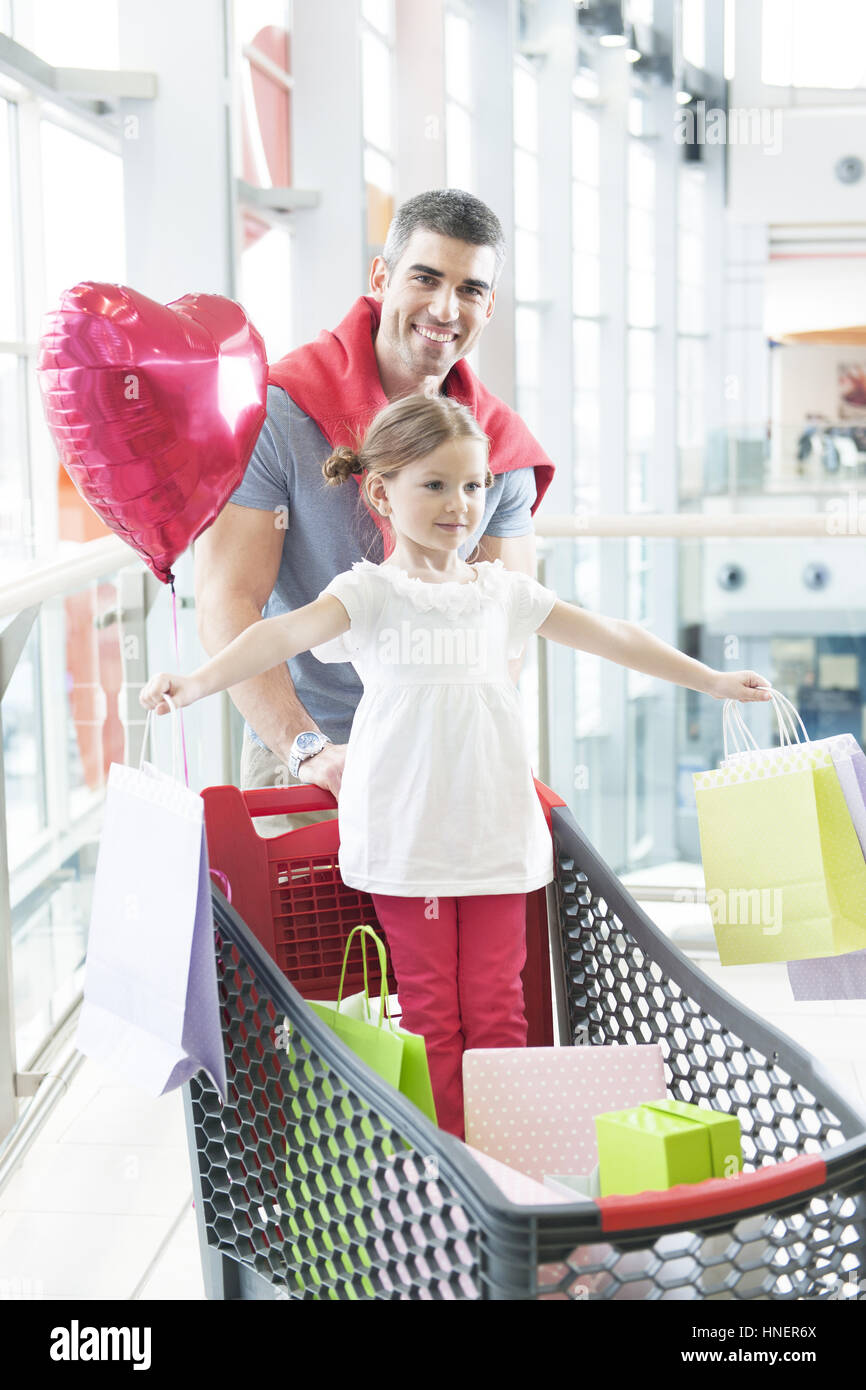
[[0, 1057, 204, 1301], [632, 884, 866, 1112], [1, 898, 865, 1301]]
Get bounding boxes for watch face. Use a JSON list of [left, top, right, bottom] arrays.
[[296, 732, 322, 753]]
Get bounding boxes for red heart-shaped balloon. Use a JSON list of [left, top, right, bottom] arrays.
[[37, 283, 268, 583]]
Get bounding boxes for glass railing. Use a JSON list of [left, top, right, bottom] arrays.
[[680, 423, 866, 502], [534, 522, 866, 895], [680, 426, 769, 499], [0, 541, 229, 1142], [7, 578, 119, 1070]]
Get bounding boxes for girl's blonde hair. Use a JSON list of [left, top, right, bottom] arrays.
[[322, 394, 494, 507]]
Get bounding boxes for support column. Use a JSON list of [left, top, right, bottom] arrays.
[[472, 0, 517, 406], [291, 0, 366, 343], [646, 0, 680, 865], [726, 0, 769, 487], [394, 0, 447, 201], [533, 0, 577, 806], [118, 0, 233, 303], [702, 0, 727, 483], [595, 42, 629, 870]]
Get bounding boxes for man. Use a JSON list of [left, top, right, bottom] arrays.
[[194, 190, 554, 825]]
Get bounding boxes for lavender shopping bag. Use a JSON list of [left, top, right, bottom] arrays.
[[787, 725, 866, 999], [75, 704, 227, 1098], [725, 694, 866, 999], [787, 947, 866, 1000]]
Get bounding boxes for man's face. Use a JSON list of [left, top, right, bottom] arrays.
[[370, 229, 497, 388]]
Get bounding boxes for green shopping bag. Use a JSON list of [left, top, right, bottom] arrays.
[[694, 716, 866, 965], [307, 925, 438, 1126], [283, 927, 437, 1277]]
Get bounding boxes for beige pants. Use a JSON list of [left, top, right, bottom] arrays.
[[239, 730, 338, 838]]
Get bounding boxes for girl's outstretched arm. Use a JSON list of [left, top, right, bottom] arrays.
[[537, 600, 772, 702], [140, 594, 350, 714]]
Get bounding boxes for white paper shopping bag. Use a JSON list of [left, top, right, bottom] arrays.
[[75, 702, 227, 1099]]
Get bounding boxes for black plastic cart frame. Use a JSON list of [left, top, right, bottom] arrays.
[[183, 802, 866, 1301]]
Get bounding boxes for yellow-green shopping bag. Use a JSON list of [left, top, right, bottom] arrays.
[[693, 703, 866, 965]]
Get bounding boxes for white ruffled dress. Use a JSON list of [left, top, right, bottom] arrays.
[[311, 558, 557, 897]]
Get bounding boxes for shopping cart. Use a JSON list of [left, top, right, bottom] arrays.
[[183, 782, 866, 1300]]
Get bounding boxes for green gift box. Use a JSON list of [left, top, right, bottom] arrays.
[[594, 1099, 742, 1197]]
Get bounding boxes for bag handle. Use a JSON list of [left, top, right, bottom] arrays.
[[335, 924, 393, 1029], [770, 696, 799, 748], [138, 694, 184, 782], [722, 689, 811, 760], [209, 869, 232, 903], [766, 689, 810, 747], [722, 700, 760, 759]]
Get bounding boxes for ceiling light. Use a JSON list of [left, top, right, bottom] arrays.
[[676, 89, 692, 105]]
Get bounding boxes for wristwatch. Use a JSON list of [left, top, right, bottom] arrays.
[[288, 731, 332, 779]]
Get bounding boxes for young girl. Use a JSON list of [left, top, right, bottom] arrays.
[[140, 394, 772, 1139]]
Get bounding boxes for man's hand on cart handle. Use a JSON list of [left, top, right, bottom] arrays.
[[140, 672, 202, 715], [296, 741, 348, 798]]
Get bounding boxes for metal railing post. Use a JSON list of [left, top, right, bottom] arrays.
[[115, 567, 161, 767], [0, 606, 40, 1141]]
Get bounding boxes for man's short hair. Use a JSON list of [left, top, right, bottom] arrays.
[[382, 189, 506, 288]]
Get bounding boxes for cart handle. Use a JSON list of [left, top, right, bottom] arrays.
[[241, 786, 337, 817], [597, 1153, 827, 1233], [241, 781, 565, 821]]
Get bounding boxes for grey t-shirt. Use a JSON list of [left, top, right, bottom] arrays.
[[230, 384, 538, 748]]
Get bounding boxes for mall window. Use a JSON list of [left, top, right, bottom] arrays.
[[40, 122, 125, 319], [680, 0, 705, 70], [677, 164, 707, 498], [0, 7, 126, 569], [0, 0, 129, 1073], [0, 95, 28, 569], [571, 93, 602, 741], [627, 103, 656, 514], [233, 0, 293, 361], [10, 0, 119, 67], [572, 104, 600, 515], [513, 55, 540, 438]]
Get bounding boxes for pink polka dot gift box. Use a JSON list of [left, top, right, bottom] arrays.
[[463, 1044, 667, 1183]]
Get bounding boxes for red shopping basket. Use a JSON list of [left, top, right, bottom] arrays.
[[201, 781, 558, 1045]]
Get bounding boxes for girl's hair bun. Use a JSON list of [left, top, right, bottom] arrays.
[[322, 444, 363, 485]]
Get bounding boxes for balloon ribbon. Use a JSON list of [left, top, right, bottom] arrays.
[[169, 579, 190, 787]]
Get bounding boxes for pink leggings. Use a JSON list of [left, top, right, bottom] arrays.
[[369, 892, 528, 1139]]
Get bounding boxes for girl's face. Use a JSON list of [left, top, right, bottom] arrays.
[[371, 437, 489, 559]]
